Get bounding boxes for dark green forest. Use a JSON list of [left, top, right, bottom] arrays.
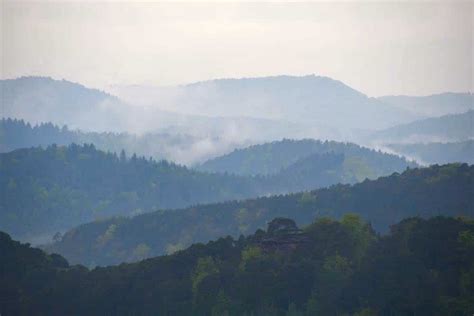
[[2, 216, 473, 315], [0, 141, 413, 243], [197, 138, 413, 178], [0, 143, 260, 242], [47, 163, 474, 266]]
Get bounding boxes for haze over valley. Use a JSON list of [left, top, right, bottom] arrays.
[[1, 1, 473, 315]]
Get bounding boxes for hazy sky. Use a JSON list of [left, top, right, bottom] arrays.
[[1, 0, 472, 96]]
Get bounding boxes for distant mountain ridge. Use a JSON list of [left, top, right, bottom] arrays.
[[387, 140, 474, 165], [378, 92, 473, 117], [1, 76, 342, 154], [112, 74, 419, 131], [0, 76, 125, 131], [6, 75, 469, 150], [370, 110, 474, 144]]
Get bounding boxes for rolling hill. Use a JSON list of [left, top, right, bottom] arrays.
[[387, 140, 474, 165], [0, 76, 129, 132], [0, 142, 413, 244], [197, 138, 413, 178], [0, 77, 295, 142], [46, 163, 474, 266], [111, 75, 419, 131], [3, 216, 473, 315], [0, 144, 259, 243], [370, 110, 474, 144], [0, 118, 250, 165], [378, 92, 473, 117]]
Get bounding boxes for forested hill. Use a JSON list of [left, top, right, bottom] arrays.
[[0, 117, 205, 164], [197, 138, 413, 177], [0, 144, 259, 242], [47, 163, 474, 266], [3, 216, 474, 315], [370, 110, 474, 143], [0, 140, 414, 243], [0, 76, 126, 132]]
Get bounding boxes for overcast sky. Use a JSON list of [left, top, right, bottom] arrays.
[[1, 0, 472, 96]]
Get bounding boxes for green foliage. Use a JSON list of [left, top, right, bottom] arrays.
[[2, 216, 473, 315], [285, 303, 303, 316], [1, 136, 414, 243], [322, 254, 352, 276], [0, 143, 263, 241], [211, 291, 232, 316], [47, 163, 474, 266], [458, 230, 474, 248], [198, 138, 414, 177], [341, 213, 375, 264], [192, 256, 219, 294], [304, 293, 321, 316], [239, 246, 263, 271]]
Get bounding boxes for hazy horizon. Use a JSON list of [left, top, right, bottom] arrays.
[[1, 1, 472, 97]]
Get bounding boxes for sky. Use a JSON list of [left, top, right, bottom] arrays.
[[1, 0, 472, 96]]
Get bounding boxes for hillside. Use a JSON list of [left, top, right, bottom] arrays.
[[0, 144, 259, 243], [0, 142, 412, 243], [47, 164, 474, 266], [0, 77, 288, 142], [198, 138, 413, 177], [3, 216, 474, 315], [388, 140, 474, 165], [111, 75, 419, 130], [0, 118, 247, 165], [0, 76, 129, 132], [378, 92, 473, 117], [370, 110, 474, 144]]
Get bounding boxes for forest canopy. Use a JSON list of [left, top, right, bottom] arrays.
[[47, 163, 474, 266], [2, 215, 473, 315]]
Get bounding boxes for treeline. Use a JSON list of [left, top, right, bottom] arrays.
[[0, 144, 259, 242], [1, 142, 413, 243], [0, 117, 201, 162], [2, 216, 473, 315], [47, 163, 474, 266], [198, 138, 414, 178]]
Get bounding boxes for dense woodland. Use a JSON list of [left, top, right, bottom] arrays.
[[47, 163, 474, 266], [1, 78, 472, 315], [0, 141, 413, 243], [0, 143, 260, 242], [0, 118, 208, 163], [198, 138, 413, 177], [2, 216, 474, 315]]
